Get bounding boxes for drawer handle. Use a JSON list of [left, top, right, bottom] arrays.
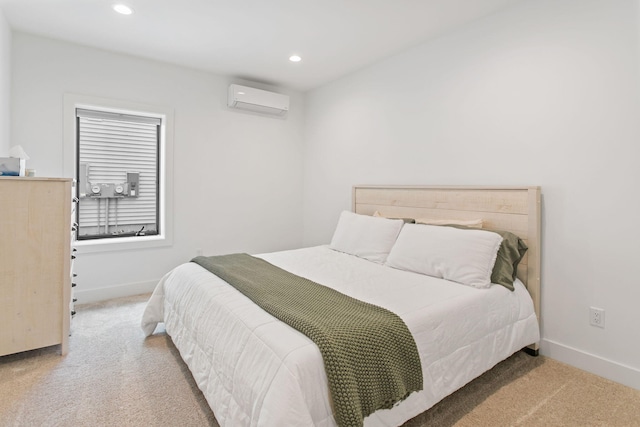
[[71, 282, 77, 288]]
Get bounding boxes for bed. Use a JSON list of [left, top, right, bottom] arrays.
[[142, 185, 541, 427]]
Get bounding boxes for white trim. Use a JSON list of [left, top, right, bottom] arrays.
[[74, 234, 166, 252], [64, 93, 174, 253], [74, 279, 158, 304], [541, 338, 640, 391]]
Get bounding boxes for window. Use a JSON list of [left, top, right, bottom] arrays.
[[75, 108, 160, 240], [64, 94, 174, 252]]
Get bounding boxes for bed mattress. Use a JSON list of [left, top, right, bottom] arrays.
[[142, 245, 539, 426]]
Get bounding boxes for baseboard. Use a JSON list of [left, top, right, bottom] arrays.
[[74, 280, 159, 304], [541, 338, 640, 391]]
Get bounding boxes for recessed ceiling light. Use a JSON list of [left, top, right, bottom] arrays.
[[289, 55, 302, 63], [113, 4, 133, 15]]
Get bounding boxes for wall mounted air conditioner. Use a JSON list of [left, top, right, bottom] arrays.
[[228, 84, 289, 116]]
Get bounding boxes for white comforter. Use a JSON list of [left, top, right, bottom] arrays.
[[142, 245, 539, 427]]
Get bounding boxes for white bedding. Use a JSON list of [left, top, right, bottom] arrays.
[[142, 245, 539, 427]]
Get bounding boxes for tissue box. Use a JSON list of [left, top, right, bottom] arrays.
[[0, 157, 25, 176]]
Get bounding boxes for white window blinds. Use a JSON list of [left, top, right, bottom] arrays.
[[76, 108, 160, 239]]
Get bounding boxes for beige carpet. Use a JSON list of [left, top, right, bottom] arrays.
[[1, 294, 639, 427]]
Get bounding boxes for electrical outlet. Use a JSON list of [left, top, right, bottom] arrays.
[[589, 307, 605, 328]]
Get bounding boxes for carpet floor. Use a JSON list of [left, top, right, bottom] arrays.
[[1, 294, 639, 427]]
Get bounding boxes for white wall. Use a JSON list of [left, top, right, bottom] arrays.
[[0, 9, 10, 154], [11, 32, 305, 301], [303, 0, 640, 389]]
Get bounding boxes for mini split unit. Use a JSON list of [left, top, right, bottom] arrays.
[[227, 84, 290, 116]]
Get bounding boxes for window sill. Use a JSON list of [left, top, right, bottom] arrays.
[[73, 234, 171, 254]]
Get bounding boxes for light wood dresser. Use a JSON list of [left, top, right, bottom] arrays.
[[0, 177, 74, 356]]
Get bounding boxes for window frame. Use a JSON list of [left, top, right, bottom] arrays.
[[64, 94, 174, 253]]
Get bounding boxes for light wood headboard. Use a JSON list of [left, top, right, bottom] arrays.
[[353, 185, 541, 348]]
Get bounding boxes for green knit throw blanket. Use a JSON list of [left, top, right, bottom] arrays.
[[192, 253, 423, 427]]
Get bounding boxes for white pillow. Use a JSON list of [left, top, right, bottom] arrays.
[[329, 211, 404, 264], [385, 223, 503, 288]]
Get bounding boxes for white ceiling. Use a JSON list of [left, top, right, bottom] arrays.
[[0, 0, 523, 91]]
